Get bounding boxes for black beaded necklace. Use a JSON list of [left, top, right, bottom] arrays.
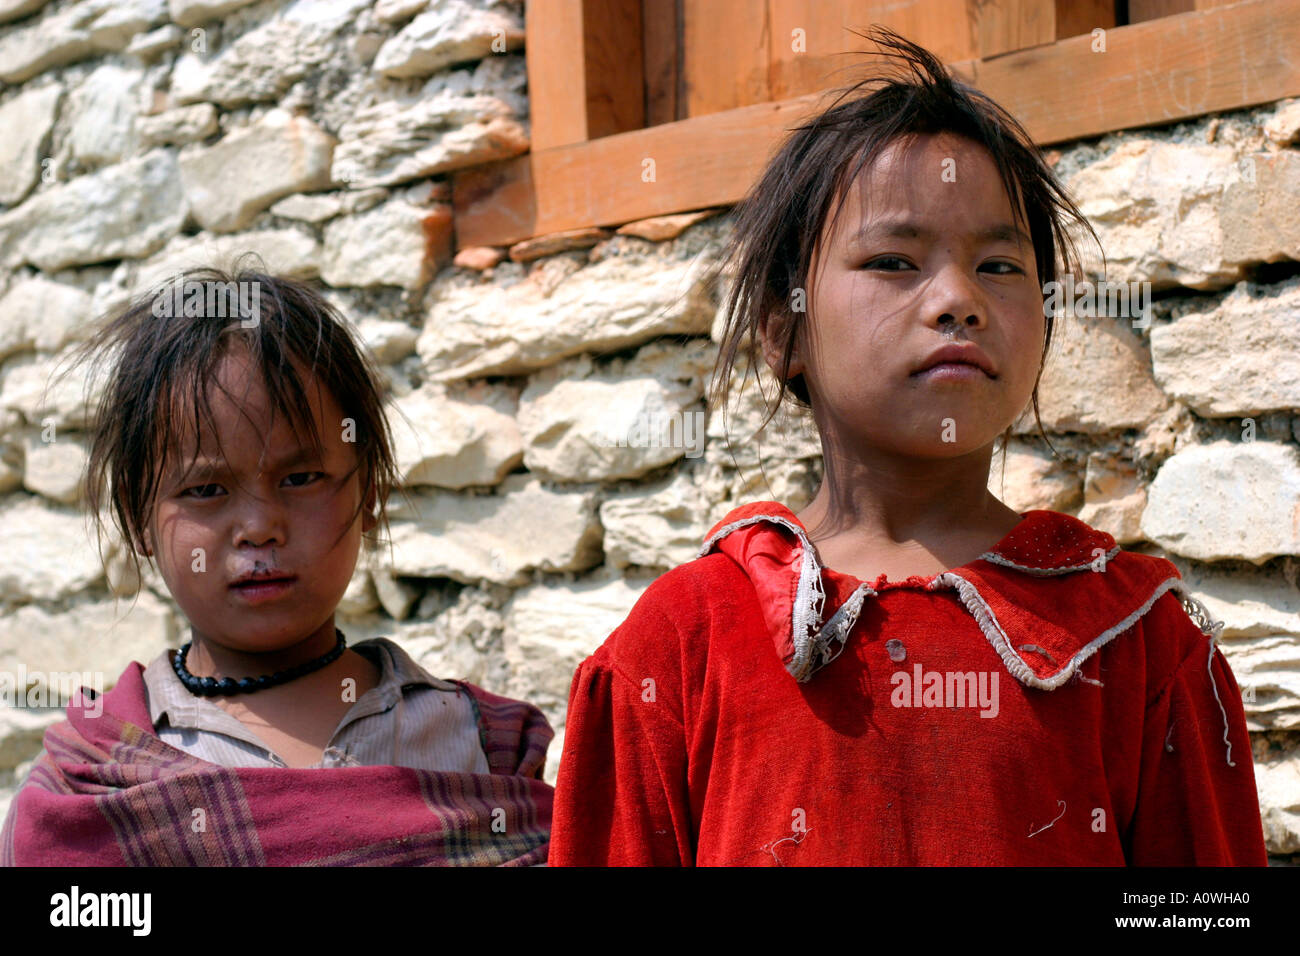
[[172, 629, 346, 697]]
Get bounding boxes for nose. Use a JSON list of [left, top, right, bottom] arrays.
[[232, 488, 287, 550], [927, 263, 988, 334]]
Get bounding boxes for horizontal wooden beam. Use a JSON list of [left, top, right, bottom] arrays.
[[954, 0, 1298, 144], [455, 0, 1300, 249]]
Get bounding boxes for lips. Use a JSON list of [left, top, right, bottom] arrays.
[[912, 343, 996, 377], [230, 572, 296, 589], [230, 575, 296, 605]]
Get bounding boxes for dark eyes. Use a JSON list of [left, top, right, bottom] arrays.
[[861, 256, 1022, 275], [181, 472, 324, 499], [181, 483, 222, 500], [862, 256, 911, 271]]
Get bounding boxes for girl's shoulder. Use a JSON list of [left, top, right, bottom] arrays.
[[602, 500, 783, 637], [953, 511, 1227, 703], [592, 548, 757, 665]]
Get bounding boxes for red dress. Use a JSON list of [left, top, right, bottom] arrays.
[[549, 502, 1267, 866]]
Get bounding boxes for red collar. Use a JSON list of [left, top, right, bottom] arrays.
[[699, 501, 1200, 687]]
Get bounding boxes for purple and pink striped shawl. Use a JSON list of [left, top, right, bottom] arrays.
[[1, 662, 554, 866]]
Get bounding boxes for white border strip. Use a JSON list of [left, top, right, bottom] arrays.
[[938, 570, 1185, 691], [941, 571, 1235, 766], [980, 544, 1121, 576], [699, 514, 827, 680], [699, 514, 1235, 763]]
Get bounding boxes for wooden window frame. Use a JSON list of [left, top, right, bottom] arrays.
[[453, 0, 1300, 249]]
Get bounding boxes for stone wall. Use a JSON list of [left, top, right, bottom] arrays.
[[0, 0, 1297, 860]]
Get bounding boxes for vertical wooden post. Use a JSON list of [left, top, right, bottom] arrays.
[[1054, 0, 1118, 38], [642, 0, 681, 126], [526, 0, 646, 150]]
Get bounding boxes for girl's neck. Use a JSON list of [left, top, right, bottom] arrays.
[[184, 618, 341, 680], [796, 442, 1020, 559]]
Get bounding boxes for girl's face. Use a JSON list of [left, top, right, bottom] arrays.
[[774, 132, 1044, 461], [144, 344, 376, 655]]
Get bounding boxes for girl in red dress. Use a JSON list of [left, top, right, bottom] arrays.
[[549, 29, 1266, 866]]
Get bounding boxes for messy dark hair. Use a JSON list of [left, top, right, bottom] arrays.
[[64, 258, 402, 590], [708, 25, 1100, 461]]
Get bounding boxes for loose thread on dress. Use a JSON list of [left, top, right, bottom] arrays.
[[1206, 634, 1236, 768], [763, 826, 811, 866], [1028, 800, 1066, 838], [1172, 585, 1235, 769], [1018, 643, 1058, 665]]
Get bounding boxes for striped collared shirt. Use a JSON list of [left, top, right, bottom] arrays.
[[142, 637, 490, 773]]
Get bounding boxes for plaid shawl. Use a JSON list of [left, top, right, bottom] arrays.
[[1, 662, 554, 866]]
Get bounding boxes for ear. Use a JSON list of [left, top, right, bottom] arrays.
[[758, 308, 806, 381]]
